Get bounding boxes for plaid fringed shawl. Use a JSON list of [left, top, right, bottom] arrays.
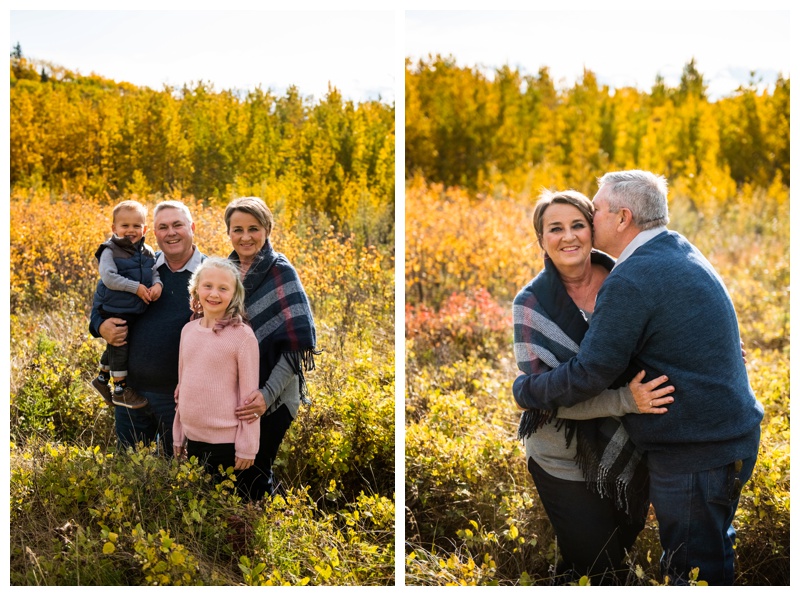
[[513, 251, 649, 520], [230, 241, 319, 406]]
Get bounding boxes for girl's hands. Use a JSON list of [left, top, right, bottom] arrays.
[[235, 457, 254, 470], [236, 389, 268, 423], [629, 370, 674, 414]]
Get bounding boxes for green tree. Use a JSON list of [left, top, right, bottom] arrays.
[[676, 57, 707, 103]]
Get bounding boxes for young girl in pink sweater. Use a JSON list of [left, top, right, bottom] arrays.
[[173, 258, 260, 483]]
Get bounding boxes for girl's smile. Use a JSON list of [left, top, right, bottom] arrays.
[[196, 267, 237, 323]]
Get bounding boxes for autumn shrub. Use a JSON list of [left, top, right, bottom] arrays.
[[9, 440, 394, 586], [405, 177, 535, 308], [405, 356, 522, 543], [285, 228, 394, 348], [731, 347, 790, 585], [10, 192, 103, 311], [405, 543, 500, 586], [405, 178, 790, 585], [406, 287, 511, 366], [405, 511, 661, 586], [241, 487, 395, 585], [10, 440, 240, 585], [281, 329, 395, 501], [10, 309, 114, 446]]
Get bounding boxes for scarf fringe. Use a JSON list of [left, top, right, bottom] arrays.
[[574, 433, 647, 521], [285, 348, 323, 406], [517, 408, 557, 440], [557, 418, 577, 449], [518, 411, 579, 453]]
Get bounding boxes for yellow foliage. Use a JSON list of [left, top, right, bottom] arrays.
[[9, 190, 394, 332], [405, 177, 535, 307]]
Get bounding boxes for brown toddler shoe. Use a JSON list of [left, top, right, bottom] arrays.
[[112, 386, 149, 409], [91, 377, 114, 407]]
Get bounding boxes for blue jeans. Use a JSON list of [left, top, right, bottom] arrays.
[[649, 456, 757, 585], [114, 390, 176, 458]]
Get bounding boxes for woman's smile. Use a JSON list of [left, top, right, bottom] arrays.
[[228, 211, 267, 263], [541, 203, 593, 271]]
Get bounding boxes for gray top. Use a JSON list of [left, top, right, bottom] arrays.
[[260, 353, 301, 418], [525, 383, 640, 481]]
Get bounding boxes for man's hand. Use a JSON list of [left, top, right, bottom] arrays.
[[149, 283, 163, 302], [99, 317, 128, 347], [174, 445, 185, 459]]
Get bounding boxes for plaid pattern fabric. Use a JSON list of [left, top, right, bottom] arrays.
[[231, 241, 318, 403], [513, 251, 649, 519]]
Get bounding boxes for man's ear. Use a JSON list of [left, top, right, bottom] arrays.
[[617, 207, 634, 231]]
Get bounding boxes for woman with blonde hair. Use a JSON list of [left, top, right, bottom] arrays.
[[224, 196, 319, 501]]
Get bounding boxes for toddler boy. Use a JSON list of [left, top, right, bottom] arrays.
[[91, 200, 162, 409]]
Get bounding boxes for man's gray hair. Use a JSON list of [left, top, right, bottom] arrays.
[[153, 200, 193, 224], [597, 170, 669, 230]]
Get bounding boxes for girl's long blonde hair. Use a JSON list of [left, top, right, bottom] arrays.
[[188, 257, 249, 333]]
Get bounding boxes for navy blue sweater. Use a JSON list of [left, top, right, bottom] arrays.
[[513, 231, 763, 473]]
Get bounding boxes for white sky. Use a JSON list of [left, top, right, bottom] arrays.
[[406, 8, 791, 101], [5, 4, 793, 102], [8, 8, 396, 103]]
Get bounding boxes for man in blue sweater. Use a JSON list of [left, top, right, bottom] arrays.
[[91, 201, 205, 458], [513, 170, 763, 585]]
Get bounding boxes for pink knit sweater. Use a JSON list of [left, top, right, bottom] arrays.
[[173, 318, 261, 460]]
